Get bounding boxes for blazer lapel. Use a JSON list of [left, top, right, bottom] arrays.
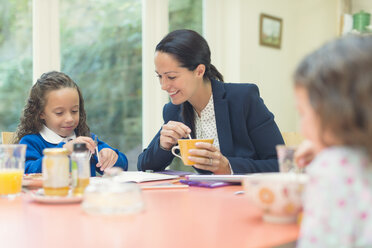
[[212, 80, 234, 156]]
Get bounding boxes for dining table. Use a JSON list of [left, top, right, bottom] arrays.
[[0, 179, 299, 248]]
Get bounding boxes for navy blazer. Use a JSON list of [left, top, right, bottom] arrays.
[[137, 79, 284, 174]]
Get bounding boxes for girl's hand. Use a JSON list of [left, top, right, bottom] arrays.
[[63, 136, 96, 154], [188, 142, 231, 174], [96, 148, 118, 172], [294, 140, 316, 168], [160, 121, 191, 150]]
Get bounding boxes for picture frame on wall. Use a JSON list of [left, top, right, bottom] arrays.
[[259, 13, 283, 49]]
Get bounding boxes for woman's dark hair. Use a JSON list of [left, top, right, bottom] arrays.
[[15, 71, 90, 143], [294, 35, 372, 158], [156, 29, 223, 136]]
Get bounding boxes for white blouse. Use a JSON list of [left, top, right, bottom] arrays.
[[194, 93, 220, 149], [193, 93, 233, 174]]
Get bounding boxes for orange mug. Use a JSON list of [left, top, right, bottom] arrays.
[[171, 139, 214, 165]]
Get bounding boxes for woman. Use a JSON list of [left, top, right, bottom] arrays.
[[137, 29, 283, 174]]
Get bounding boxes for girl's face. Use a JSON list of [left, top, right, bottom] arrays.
[[40, 87, 80, 137], [295, 86, 325, 153], [154, 51, 204, 105]]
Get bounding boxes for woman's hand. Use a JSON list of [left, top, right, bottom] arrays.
[[294, 140, 316, 168], [188, 142, 231, 174], [63, 136, 96, 154], [160, 121, 191, 150], [96, 148, 118, 172]]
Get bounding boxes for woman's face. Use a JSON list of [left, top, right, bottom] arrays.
[[154, 51, 203, 105]]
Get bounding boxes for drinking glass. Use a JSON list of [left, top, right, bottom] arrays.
[[276, 145, 300, 173], [82, 178, 144, 215], [0, 144, 27, 199]]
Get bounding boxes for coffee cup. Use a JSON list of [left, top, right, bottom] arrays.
[[171, 139, 214, 165]]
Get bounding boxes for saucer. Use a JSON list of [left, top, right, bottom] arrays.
[[23, 173, 43, 188], [30, 189, 82, 204]]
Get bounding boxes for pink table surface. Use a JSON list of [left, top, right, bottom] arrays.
[[0, 184, 299, 248]]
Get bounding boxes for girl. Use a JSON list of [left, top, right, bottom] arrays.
[[137, 29, 283, 174], [15, 71, 128, 175], [294, 35, 372, 247]]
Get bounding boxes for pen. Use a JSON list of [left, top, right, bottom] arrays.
[[141, 180, 188, 190], [166, 179, 182, 184], [94, 136, 100, 163], [95, 146, 100, 163]]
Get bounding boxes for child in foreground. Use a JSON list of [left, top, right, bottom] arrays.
[[15, 71, 128, 176], [294, 35, 372, 247]]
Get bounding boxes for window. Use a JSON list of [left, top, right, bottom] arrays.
[[60, 0, 142, 169], [169, 0, 202, 33], [0, 0, 32, 133]]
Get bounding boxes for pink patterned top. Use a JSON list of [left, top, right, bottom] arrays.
[[298, 147, 372, 248]]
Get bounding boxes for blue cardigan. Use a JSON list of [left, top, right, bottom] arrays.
[[137, 79, 284, 174], [20, 133, 128, 176]]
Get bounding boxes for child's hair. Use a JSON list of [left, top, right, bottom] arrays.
[[294, 35, 372, 157], [15, 71, 90, 143]]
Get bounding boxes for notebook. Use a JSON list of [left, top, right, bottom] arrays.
[[185, 174, 251, 183], [179, 179, 232, 188]]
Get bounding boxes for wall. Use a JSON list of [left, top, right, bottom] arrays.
[[240, 0, 339, 132], [205, 0, 339, 133], [352, 0, 372, 13], [239, 0, 297, 133], [290, 0, 339, 128], [204, 0, 242, 83]]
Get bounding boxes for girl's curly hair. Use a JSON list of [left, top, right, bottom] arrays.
[[14, 71, 90, 143]]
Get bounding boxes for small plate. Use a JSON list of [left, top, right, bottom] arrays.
[[30, 189, 82, 204], [23, 173, 43, 188]]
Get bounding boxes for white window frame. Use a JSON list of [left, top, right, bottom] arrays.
[[33, 0, 60, 83], [141, 0, 169, 148]]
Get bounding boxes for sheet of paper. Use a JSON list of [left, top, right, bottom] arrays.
[[93, 171, 179, 183]]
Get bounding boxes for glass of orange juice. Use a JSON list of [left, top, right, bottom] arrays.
[[0, 144, 27, 199]]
